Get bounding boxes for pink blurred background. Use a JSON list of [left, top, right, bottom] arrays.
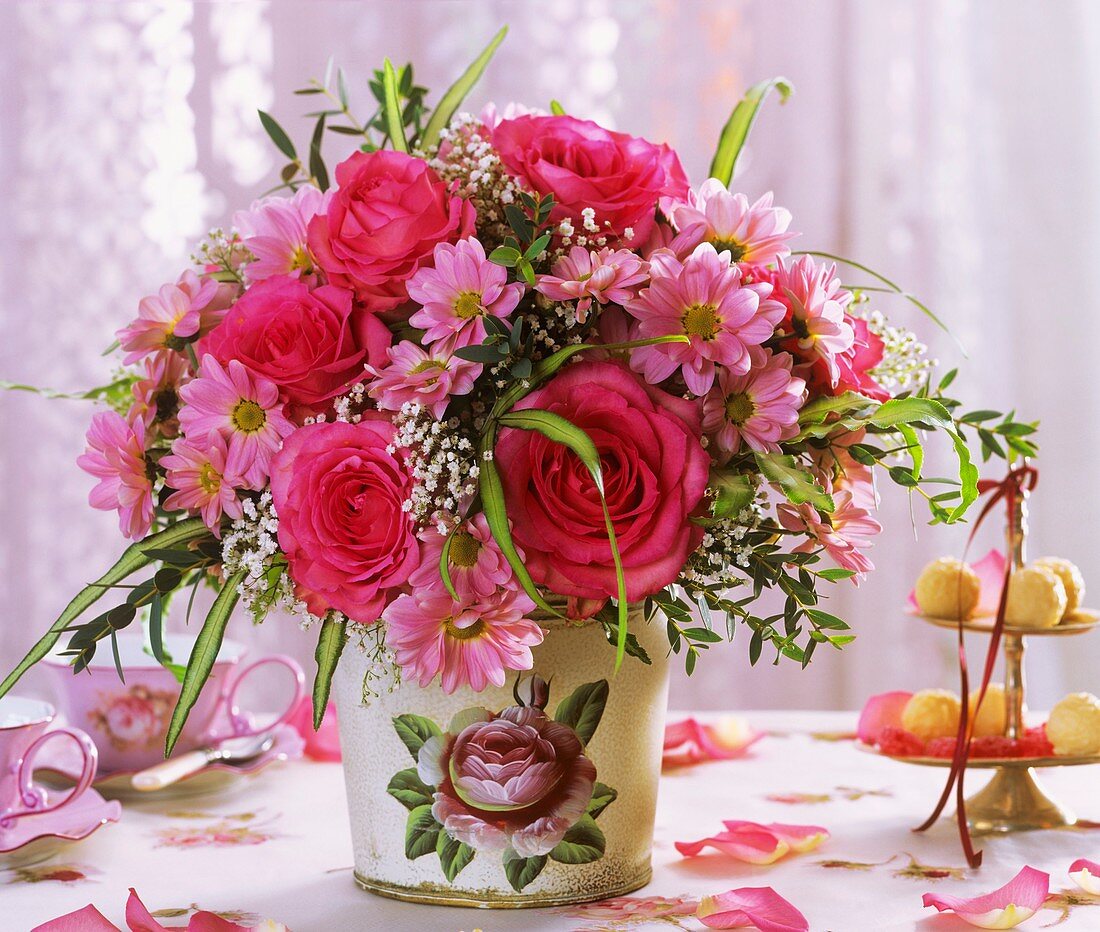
[[1, 0, 1096, 711]]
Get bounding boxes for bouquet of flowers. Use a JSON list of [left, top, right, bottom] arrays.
[[0, 28, 1034, 755]]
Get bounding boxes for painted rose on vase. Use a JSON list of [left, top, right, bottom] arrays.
[[386, 675, 617, 890]]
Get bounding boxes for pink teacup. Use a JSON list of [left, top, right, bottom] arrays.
[[0, 696, 98, 839], [43, 635, 305, 774]]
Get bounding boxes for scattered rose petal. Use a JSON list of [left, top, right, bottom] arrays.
[[31, 904, 117, 932], [857, 691, 913, 744], [1069, 859, 1100, 895], [676, 821, 827, 865], [697, 886, 809, 931], [664, 716, 762, 769], [922, 866, 1049, 929]]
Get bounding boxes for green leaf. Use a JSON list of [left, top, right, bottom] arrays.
[[392, 713, 442, 760], [817, 568, 856, 582], [489, 245, 521, 266], [502, 848, 547, 892], [454, 343, 505, 363], [436, 832, 476, 882], [381, 59, 409, 153], [164, 569, 245, 756], [548, 815, 605, 864], [587, 782, 618, 819], [387, 768, 434, 810], [309, 113, 329, 191], [0, 518, 210, 701], [550, 99, 566, 115], [710, 471, 755, 519], [421, 26, 508, 148], [497, 409, 629, 668], [404, 805, 440, 860], [754, 452, 834, 513], [312, 615, 346, 730], [553, 680, 609, 745], [478, 436, 559, 618], [148, 592, 166, 665], [257, 110, 297, 159], [797, 391, 876, 426], [709, 77, 792, 186]]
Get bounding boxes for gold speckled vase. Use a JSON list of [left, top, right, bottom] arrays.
[[332, 606, 670, 908]]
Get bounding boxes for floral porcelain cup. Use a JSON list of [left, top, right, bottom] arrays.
[[43, 635, 304, 773], [0, 696, 98, 839]]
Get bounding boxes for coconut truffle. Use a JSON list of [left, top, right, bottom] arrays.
[[1033, 557, 1085, 616], [968, 683, 1007, 737], [915, 557, 981, 620], [901, 689, 961, 741], [1005, 565, 1067, 629], [1047, 692, 1100, 757]]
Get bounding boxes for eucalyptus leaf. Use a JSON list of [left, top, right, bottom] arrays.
[[258, 110, 297, 159]]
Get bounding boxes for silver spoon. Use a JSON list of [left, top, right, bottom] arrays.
[[130, 733, 276, 792]]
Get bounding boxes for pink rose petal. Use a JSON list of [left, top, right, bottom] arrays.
[[922, 866, 1049, 929], [973, 549, 1007, 617], [677, 821, 828, 865], [1069, 858, 1100, 895], [124, 890, 169, 931], [697, 886, 809, 931], [857, 691, 913, 744], [31, 905, 119, 932], [287, 695, 341, 762], [663, 716, 763, 769]]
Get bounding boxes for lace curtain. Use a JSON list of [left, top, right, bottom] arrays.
[[2, 0, 1097, 711]]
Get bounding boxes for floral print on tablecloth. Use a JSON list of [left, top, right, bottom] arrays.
[[5, 862, 98, 884], [153, 809, 280, 849]]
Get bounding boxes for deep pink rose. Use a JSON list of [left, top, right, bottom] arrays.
[[270, 418, 419, 623], [307, 150, 476, 314], [200, 276, 391, 409], [419, 705, 596, 857], [495, 360, 709, 601], [492, 115, 689, 246]]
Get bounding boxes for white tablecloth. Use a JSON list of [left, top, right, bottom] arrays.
[[6, 712, 1100, 932]]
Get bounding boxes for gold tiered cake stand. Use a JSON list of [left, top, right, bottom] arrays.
[[876, 482, 1100, 834]]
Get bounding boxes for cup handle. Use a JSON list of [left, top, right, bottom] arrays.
[[0, 727, 98, 830], [223, 654, 306, 738]]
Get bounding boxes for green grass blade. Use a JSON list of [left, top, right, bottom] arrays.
[[164, 569, 245, 756], [0, 518, 210, 700], [497, 409, 629, 669], [421, 26, 508, 149], [478, 432, 558, 617], [382, 59, 409, 153], [312, 615, 347, 730], [709, 77, 792, 186]]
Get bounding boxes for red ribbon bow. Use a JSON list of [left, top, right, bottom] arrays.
[[914, 463, 1038, 867]]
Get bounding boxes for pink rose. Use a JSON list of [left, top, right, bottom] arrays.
[[270, 418, 419, 623], [307, 150, 476, 314], [200, 276, 390, 410], [419, 704, 596, 857], [495, 360, 709, 601], [492, 115, 689, 246]]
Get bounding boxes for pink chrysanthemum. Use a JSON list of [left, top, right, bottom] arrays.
[[128, 352, 190, 437], [767, 256, 855, 386], [702, 349, 805, 460], [234, 185, 329, 283], [77, 411, 154, 540], [536, 247, 649, 323], [625, 243, 784, 395], [383, 588, 544, 694], [668, 183, 797, 265], [365, 338, 480, 420], [177, 355, 294, 489], [161, 434, 244, 535], [408, 513, 516, 599], [117, 270, 235, 364], [407, 238, 524, 346], [777, 486, 882, 580]]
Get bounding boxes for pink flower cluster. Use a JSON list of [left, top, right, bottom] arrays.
[[78, 103, 898, 693]]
